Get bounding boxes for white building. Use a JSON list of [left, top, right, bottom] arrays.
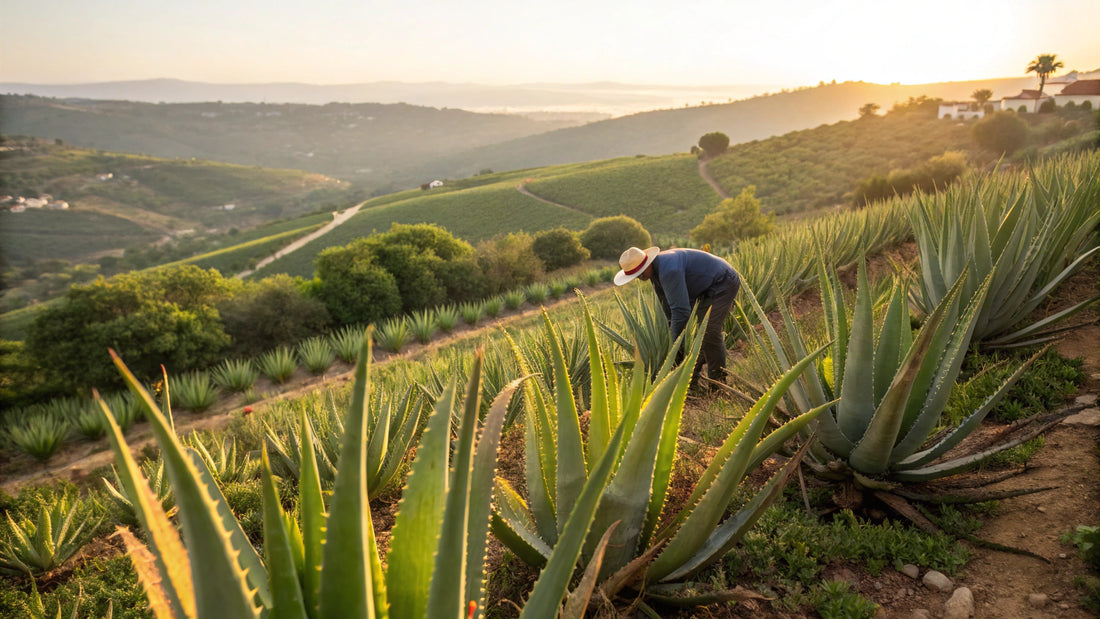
[[938, 102, 986, 120], [1001, 90, 1052, 114], [428, 180, 444, 188], [1054, 79, 1100, 109]]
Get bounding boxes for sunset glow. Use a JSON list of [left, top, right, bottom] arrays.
[[2, 0, 1098, 88]]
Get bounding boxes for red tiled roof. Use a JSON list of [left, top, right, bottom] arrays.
[[1059, 80, 1100, 96]]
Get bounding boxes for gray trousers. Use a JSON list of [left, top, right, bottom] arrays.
[[693, 274, 740, 384]]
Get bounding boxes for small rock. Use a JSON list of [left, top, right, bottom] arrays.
[[873, 581, 884, 591], [1063, 407, 1100, 426], [909, 610, 932, 619], [1059, 553, 1068, 559], [900, 564, 920, 579], [1028, 593, 1050, 608], [944, 587, 974, 619], [923, 570, 954, 592], [1037, 506, 1046, 513], [1059, 602, 1071, 610], [1075, 394, 1098, 406]]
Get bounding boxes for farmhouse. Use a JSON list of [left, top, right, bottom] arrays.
[[429, 180, 444, 188], [1054, 79, 1100, 109], [96, 172, 113, 181], [1000, 89, 1052, 113], [937, 102, 986, 120]]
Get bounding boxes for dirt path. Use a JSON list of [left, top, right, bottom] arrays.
[[698, 158, 729, 199], [515, 182, 594, 218], [233, 200, 365, 278]]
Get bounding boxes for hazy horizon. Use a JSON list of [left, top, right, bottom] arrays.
[[3, 0, 1099, 90]]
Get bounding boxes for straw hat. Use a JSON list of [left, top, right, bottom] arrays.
[[614, 246, 659, 286]]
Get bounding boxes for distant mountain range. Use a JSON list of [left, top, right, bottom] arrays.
[[0, 75, 1081, 193], [0, 78, 783, 118]]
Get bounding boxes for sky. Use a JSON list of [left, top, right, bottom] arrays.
[[2, 0, 1099, 88]]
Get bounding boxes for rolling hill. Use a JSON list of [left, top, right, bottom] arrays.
[[1, 77, 1041, 196]]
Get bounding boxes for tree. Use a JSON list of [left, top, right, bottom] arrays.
[[1026, 53, 1064, 97], [476, 232, 544, 294], [25, 266, 238, 394], [218, 274, 331, 358], [971, 89, 993, 106], [972, 111, 1029, 154], [697, 132, 730, 158], [313, 240, 401, 326], [531, 228, 590, 271], [579, 215, 652, 260], [690, 186, 775, 247], [858, 102, 881, 119]]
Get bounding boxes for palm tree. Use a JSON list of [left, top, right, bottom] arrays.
[[1026, 53, 1064, 97]]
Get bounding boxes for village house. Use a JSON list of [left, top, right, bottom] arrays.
[[1054, 79, 1100, 109], [96, 172, 113, 181], [937, 101, 986, 120], [429, 180, 444, 189], [1000, 89, 1052, 114]]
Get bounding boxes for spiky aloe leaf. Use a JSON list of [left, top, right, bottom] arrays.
[[465, 374, 531, 615], [96, 394, 193, 619], [518, 420, 627, 619], [297, 409, 325, 616], [648, 341, 829, 581], [108, 350, 260, 619], [658, 435, 816, 582], [260, 447, 308, 619], [543, 311, 587, 535], [317, 337, 385, 619], [837, 260, 877, 443], [490, 478, 554, 566], [561, 522, 619, 619], [581, 295, 612, 467], [386, 381, 455, 619]]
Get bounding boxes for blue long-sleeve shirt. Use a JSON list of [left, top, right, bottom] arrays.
[[650, 248, 738, 341]]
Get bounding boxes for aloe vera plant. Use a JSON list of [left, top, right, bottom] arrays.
[[187, 433, 260, 484], [264, 384, 424, 496], [492, 298, 828, 611], [0, 487, 101, 576], [329, 324, 368, 363], [97, 336, 581, 618], [739, 258, 1057, 490], [434, 305, 460, 333], [910, 153, 1100, 348], [102, 457, 178, 526], [375, 316, 410, 352], [7, 413, 70, 461], [169, 371, 218, 413], [408, 309, 437, 344], [258, 346, 298, 383], [298, 336, 336, 374], [212, 359, 260, 393]]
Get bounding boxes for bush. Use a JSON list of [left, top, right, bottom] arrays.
[[476, 232, 544, 295], [579, 215, 652, 260], [972, 111, 1029, 154], [218, 274, 330, 358], [312, 240, 402, 327], [698, 131, 730, 157], [531, 228, 590, 271], [24, 265, 235, 394], [690, 185, 775, 246]]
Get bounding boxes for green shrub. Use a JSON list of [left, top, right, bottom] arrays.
[[531, 227, 590, 271], [691, 185, 775, 246], [313, 240, 402, 327], [218, 274, 330, 358], [973, 111, 1029, 154], [476, 232, 544, 295], [579, 215, 651, 259]]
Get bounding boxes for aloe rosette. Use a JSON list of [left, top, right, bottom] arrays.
[[96, 333, 583, 618], [740, 258, 1054, 487], [491, 296, 828, 612]]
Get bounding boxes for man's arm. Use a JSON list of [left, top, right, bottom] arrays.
[[658, 265, 691, 341]]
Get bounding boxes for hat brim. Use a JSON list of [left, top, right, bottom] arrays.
[[613, 246, 660, 286]]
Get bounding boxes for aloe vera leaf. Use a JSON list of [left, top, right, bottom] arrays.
[[582, 296, 612, 467], [518, 420, 627, 619], [465, 374, 531, 615], [297, 410, 325, 617], [317, 338, 380, 619], [659, 436, 815, 582], [386, 381, 455, 619], [837, 261, 876, 443], [649, 342, 828, 581], [491, 479, 553, 566], [544, 312, 587, 536], [562, 522, 619, 619], [109, 351, 260, 619], [260, 447, 308, 619]]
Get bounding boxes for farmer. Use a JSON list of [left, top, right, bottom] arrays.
[[614, 246, 741, 388]]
